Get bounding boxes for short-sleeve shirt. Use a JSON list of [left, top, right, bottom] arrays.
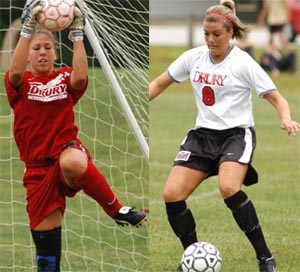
[[4, 67, 88, 164], [168, 45, 277, 130], [264, 0, 289, 25]]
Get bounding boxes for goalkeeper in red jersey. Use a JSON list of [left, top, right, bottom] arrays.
[[4, 0, 146, 271]]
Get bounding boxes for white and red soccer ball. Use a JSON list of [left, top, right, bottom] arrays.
[[181, 242, 222, 272], [37, 0, 75, 32]]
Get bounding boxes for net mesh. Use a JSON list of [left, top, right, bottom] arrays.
[[0, 0, 149, 271]]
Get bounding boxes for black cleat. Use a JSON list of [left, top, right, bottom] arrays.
[[113, 206, 147, 227], [259, 256, 276, 272]]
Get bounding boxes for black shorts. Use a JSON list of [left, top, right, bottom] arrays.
[[269, 24, 284, 33], [173, 127, 258, 186]]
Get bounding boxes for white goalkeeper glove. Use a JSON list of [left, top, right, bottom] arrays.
[[68, 5, 85, 42], [21, 0, 44, 39]]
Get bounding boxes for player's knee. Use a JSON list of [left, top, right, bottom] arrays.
[[163, 188, 173, 202], [59, 149, 88, 177], [219, 183, 240, 199], [163, 184, 187, 202]]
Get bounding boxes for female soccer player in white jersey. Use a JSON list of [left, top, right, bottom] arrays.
[[4, 0, 146, 271], [149, 1, 299, 271]]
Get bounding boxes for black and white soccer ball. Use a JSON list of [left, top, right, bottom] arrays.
[[181, 242, 222, 272]]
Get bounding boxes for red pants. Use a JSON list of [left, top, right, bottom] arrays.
[[24, 141, 121, 230], [24, 160, 78, 230]]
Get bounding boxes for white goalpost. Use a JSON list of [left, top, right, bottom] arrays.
[[0, 0, 149, 271], [84, 17, 149, 161], [80, 1, 149, 160]]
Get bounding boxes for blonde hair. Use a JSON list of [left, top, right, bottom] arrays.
[[205, 0, 251, 40]]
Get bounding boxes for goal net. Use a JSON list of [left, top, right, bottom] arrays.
[[0, 0, 149, 271]]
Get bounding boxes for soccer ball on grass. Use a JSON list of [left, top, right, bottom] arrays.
[[37, 0, 75, 32], [181, 242, 222, 272]]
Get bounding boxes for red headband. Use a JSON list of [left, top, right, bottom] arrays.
[[206, 13, 233, 27]]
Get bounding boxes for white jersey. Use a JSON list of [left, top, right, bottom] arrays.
[[168, 45, 277, 130]]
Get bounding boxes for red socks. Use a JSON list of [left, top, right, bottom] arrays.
[[74, 161, 122, 217]]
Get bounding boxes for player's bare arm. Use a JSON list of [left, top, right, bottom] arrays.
[[9, 0, 43, 88], [70, 41, 88, 90], [69, 5, 88, 91], [257, 3, 268, 26], [264, 91, 300, 136], [149, 71, 173, 101], [8, 37, 31, 88]]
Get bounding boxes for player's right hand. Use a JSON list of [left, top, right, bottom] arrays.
[[281, 120, 300, 136], [21, 0, 44, 39]]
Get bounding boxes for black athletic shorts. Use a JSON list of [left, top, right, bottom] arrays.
[[269, 24, 284, 33], [173, 127, 258, 186]]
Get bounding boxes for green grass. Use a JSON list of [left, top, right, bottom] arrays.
[[0, 68, 149, 271], [149, 46, 300, 272], [1, 44, 300, 271]]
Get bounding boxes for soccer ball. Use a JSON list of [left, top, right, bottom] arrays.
[[37, 0, 75, 32], [181, 242, 222, 272]]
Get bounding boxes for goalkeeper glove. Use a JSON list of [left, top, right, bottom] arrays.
[[68, 5, 85, 42], [21, 0, 44, 39]]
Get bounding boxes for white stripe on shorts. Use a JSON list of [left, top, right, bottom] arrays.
[[238, 128, 253, 164]]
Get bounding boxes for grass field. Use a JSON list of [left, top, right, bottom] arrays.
[[0, 68, 149, 271], [149, 45, 300, 272], [0, 44, 299, 271]]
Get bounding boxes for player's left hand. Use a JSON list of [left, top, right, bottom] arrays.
[[69, 5, 85, 31], [68, 3, 85, 42], [281, 120, 300, 136]]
